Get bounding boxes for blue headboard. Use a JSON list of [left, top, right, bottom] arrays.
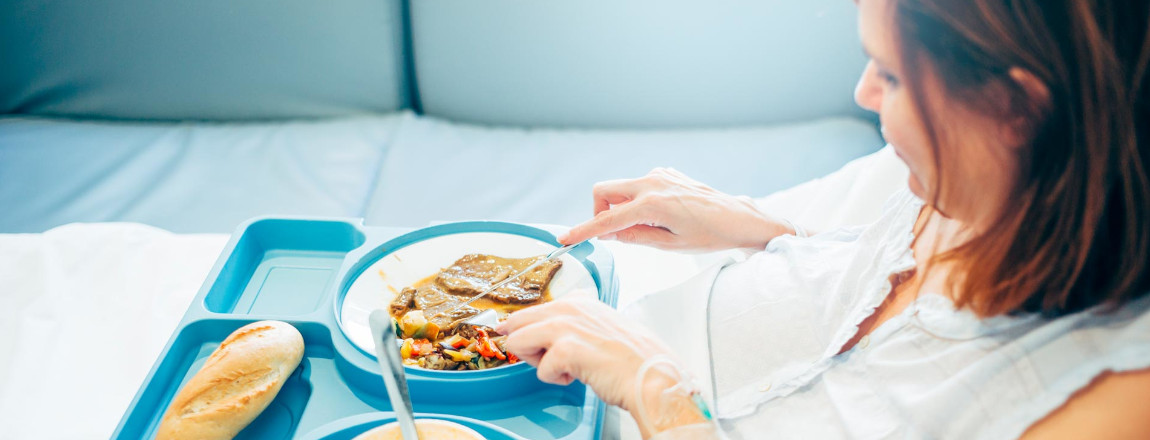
[[0, 0, 411, 121], [0, 0, 867, 128]]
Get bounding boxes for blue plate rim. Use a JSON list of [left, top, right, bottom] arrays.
[[333, 221, 603, 379]]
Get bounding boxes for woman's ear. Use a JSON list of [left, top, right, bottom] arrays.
[[1002, 67, 1052, 148]]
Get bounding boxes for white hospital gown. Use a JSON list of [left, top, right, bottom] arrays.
[[652, 188, 1150, 439]]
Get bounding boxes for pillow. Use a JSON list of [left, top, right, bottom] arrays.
[[363, 113, 884, 227]]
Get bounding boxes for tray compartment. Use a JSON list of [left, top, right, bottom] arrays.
[[204, 219, 365, 315], [118, 319, 333, 439]]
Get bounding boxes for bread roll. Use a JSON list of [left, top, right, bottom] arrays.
[[156, 320, 305, 440]]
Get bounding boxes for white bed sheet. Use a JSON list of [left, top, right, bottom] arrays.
[[0, 224, 228, 439]]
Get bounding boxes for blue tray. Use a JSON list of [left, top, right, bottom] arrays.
[[112, 218, 618, 439]]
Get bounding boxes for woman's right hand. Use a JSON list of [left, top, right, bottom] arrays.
[[557, 167, 794, 252], [496, 296, 718, 438]]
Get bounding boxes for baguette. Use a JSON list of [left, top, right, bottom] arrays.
[[156, 320, 305, 440]]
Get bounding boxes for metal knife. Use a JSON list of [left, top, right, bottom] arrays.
[[368, 309, 421, 440]]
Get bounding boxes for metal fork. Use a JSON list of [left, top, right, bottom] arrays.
[[461, 309, 500, 329], [445, 241, 583, 316]]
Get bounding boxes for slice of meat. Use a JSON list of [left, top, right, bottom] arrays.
[[390, 287, 417, 316], [409, 283, 481, 329], [435, 254, 562, 304]]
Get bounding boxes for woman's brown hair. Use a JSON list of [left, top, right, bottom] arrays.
[[894, 0, 1150, 317]]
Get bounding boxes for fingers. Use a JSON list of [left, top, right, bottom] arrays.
[[558, 180, 638, 245], [560, 201, 653, 245], [501, 308, 595, 369], [556, 229, 584, 245], [592, 179, 639, 216], [494, 297, 656, 404], [502, 319, 566, 365], [612, 224, 677, 247], [593, 169, 688, 216], [556, 174, 657, 245], [495, 298, 581, 334], [496, 297, 608, 341], [534, 337, 578, 386]]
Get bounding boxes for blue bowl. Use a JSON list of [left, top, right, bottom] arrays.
[[298, 412, 527, 440]]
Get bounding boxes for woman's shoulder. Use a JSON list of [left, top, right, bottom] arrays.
[[1019, 367, 1150, 439], [988, 294, 1150, 439]]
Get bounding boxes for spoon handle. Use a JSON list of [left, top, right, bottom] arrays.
[[369, 309, 421, 440]]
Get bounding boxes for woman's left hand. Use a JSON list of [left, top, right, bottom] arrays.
[[495, 296, 677, 410]]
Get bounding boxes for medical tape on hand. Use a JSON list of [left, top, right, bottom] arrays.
[[633, 355, 715, 436]]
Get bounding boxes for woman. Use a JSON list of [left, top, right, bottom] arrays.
[[496, 0, 1150, 438]]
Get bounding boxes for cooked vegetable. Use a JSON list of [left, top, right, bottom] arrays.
[[475, 328, 506, 360], [416, 321, 440, 340], [443, 334, 469, 349], [412, 339, 434, 357], [400, 338, 414, 359], [398, 311, 442, 340], [475, 328, 495, 358], [395, 318, 517, 368], [399, 311, 427, 337], [443, 349, 474, 362], [489, 342, 506, 360]]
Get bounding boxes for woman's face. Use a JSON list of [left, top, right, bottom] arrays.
[[854, 0, 1022, 229]]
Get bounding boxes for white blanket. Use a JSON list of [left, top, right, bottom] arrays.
[[0, 224, 227, 439]]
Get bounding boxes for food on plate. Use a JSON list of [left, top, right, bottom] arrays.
[[388, 253, 561, 370], [351, 418, 485, 440], [156, 320, 305, 440], [436, 253, 561, 303]]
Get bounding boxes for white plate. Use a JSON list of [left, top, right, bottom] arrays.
[[339, 232, 598, 358]]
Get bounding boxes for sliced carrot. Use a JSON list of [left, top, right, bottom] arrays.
[[413, 339, 434, 356]]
